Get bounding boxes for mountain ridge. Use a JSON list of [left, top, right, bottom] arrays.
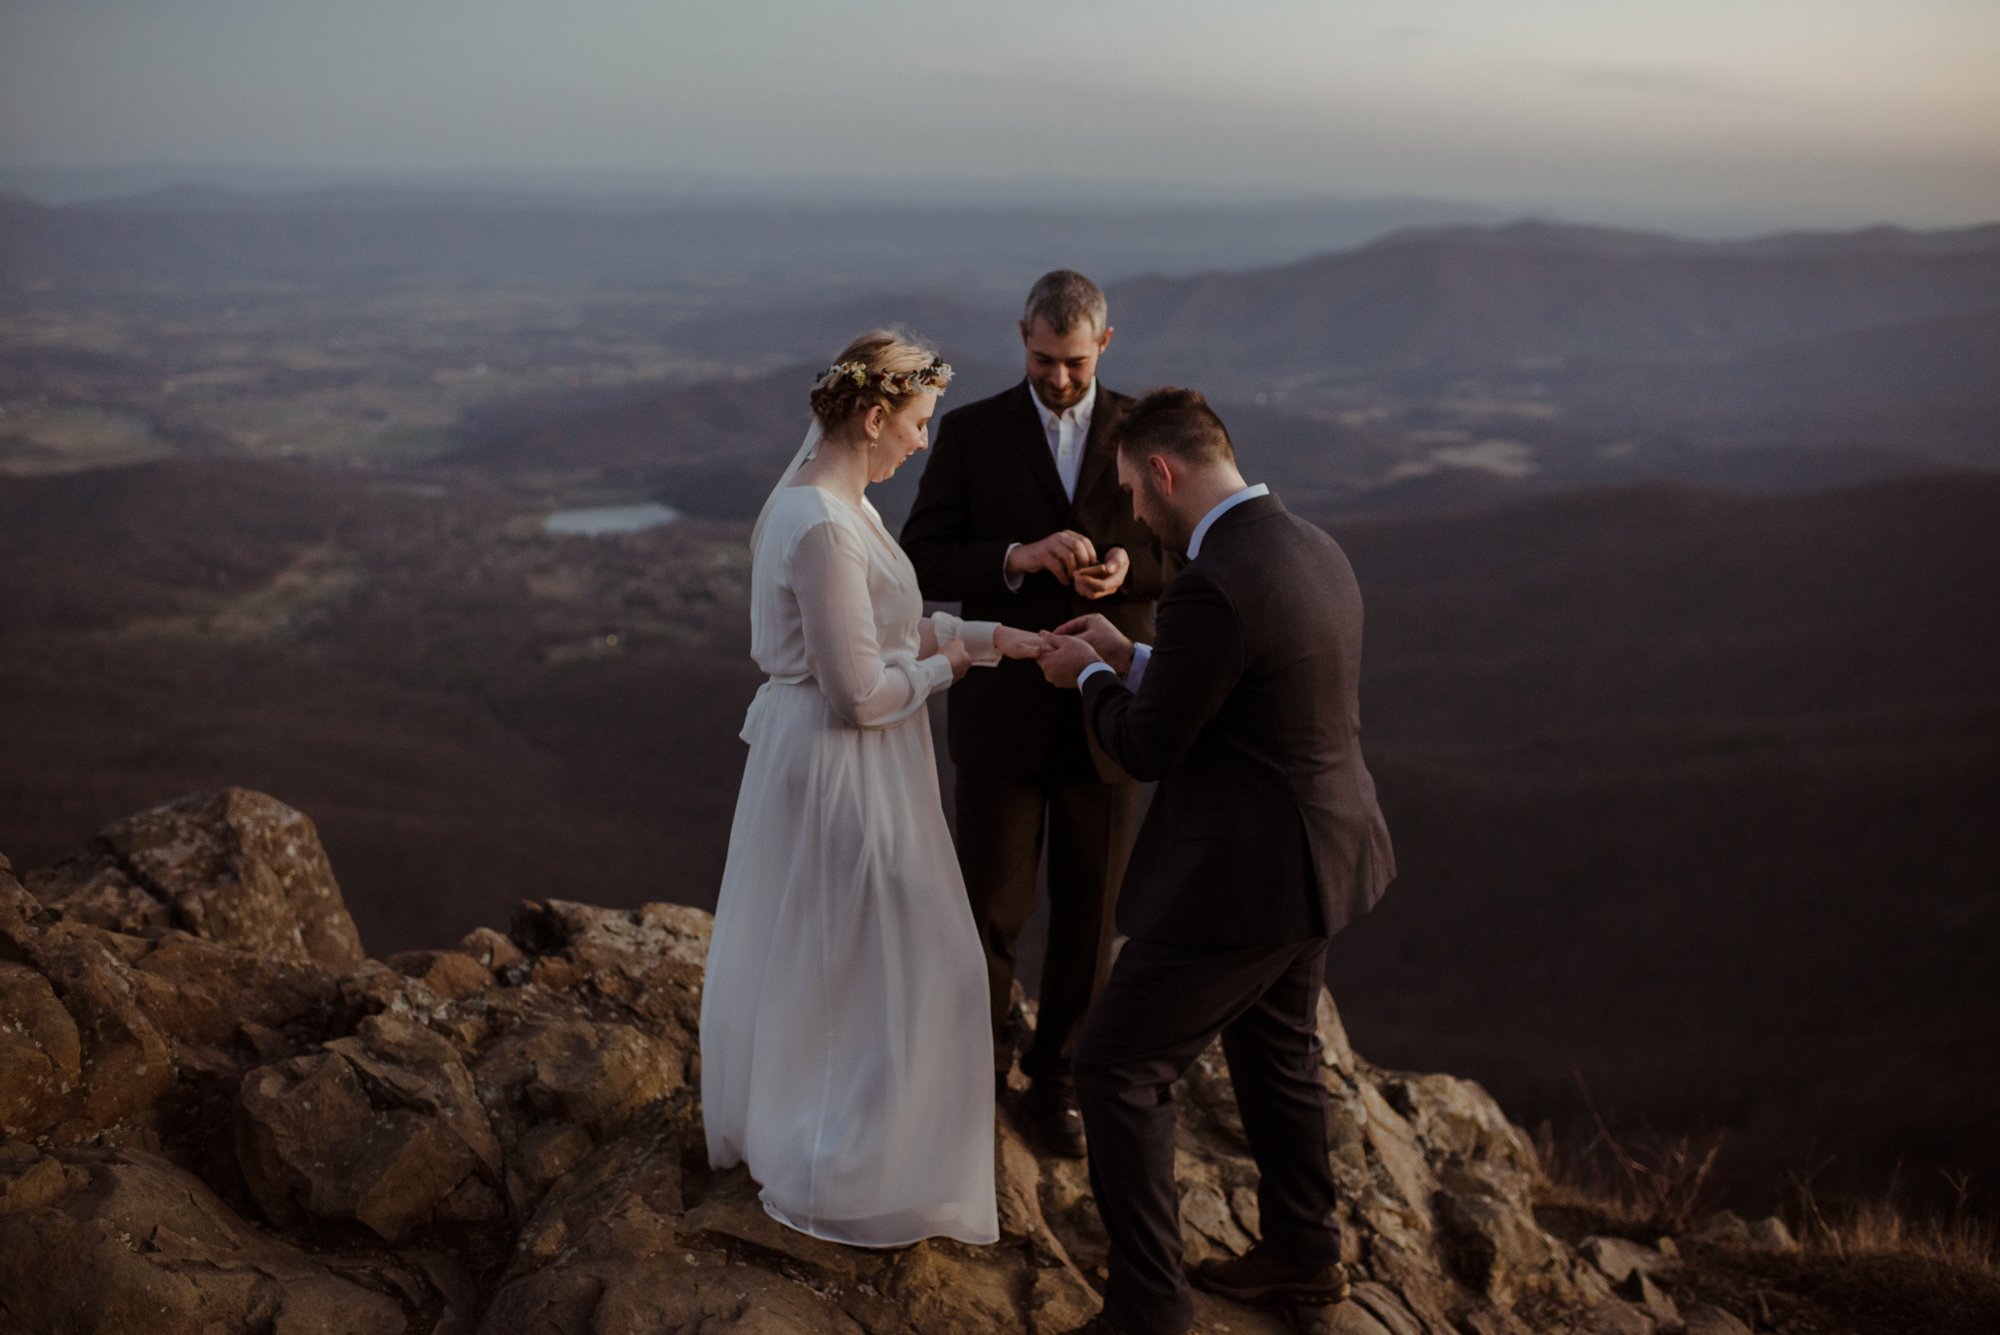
[[1362, 218, 2000, 259], [1107, 234, 2000, 385]]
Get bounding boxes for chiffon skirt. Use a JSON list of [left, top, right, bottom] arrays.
[[699, 680, 998, 1246]]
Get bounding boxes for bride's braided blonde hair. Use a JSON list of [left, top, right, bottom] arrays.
[[809, 331, 953, 431]]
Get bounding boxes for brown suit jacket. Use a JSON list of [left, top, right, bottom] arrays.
[[903, 380, 1171, 779], [1080, 493, 1395, 945]]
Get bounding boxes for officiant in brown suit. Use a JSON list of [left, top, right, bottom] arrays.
[[902, 270, 1171, 1157]]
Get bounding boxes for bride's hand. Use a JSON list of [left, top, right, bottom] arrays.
[[943, 638, 973, 681], [994, 626, 1045, 660]]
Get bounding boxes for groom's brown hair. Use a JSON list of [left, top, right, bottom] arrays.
[[1114, 387, 1237, 467]]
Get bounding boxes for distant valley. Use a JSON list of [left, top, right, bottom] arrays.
[[2, 191, 1996, 1222]]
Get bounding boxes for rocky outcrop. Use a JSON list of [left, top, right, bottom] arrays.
[[28, 787, 364, 972], [1, 789, 1700, 1333]]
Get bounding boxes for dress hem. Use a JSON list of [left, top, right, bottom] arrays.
[[761, 1198, 1000, 1250]]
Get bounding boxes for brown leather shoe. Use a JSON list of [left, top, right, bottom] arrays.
[[1188, 1245, 1350, 1307], [1024, 1078, 1087, 1158]]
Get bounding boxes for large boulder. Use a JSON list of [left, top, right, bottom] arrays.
[[0, 838, 337, 1145], [28, 787, 363, 971], [235, 1013, 502, 1243]]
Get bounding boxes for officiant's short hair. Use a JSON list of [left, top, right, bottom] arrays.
[[1116, 388, 1237, 467], [1023, 270, 1108, 337]]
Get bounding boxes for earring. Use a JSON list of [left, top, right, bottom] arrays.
[[867, 435, 880, 448]]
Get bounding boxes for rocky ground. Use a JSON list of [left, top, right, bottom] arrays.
[[0, 788, 1974, 1334]]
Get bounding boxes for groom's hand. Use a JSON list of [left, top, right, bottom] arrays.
[[1051, 613, 1134, 675], [1035, 633, 1103, 690]]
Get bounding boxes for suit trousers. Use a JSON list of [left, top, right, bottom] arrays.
[[1075, 937, 1342, 1335], [953, 764, 1140, 1087]]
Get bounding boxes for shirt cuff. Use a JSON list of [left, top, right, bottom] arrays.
[[1077, 662, 1116, 688], [1003, 543, 1023, 592], [930, 612, 1001, 666], [922, 652, 956, 696], [1126, 642, 1153, 690]]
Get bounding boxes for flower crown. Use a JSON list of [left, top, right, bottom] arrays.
[[813, 354, 954, 397]]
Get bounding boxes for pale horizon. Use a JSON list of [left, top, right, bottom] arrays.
[[4, 0, 1999, 235]]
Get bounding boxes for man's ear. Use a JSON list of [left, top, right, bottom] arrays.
[[1146, 452, 1174, 495], [1097, 324, 1115, 353]]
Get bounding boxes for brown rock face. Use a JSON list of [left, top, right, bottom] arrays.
[[0, 959, 80, 1130], [236, 1036, 491, 1243], [0, 1141, 412, 1335], [0, 792, 1681, 1333], [1, 807, 340, 1148], [31, 787, 364, 972]]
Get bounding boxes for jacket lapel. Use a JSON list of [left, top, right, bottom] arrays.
[[1070, 384, 1120, 517], [1004, 381, 1072, 515]]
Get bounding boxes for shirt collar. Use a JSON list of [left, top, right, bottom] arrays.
[[1029, 376, 1098, 433], [1187, 483, 1270, 559]]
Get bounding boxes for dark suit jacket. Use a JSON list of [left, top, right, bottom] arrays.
[[1080, 493, 1395, 946], [903, 380, 1171, 778]]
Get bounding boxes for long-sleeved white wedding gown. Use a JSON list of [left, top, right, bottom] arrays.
[[700, 482, 1000, 1247]]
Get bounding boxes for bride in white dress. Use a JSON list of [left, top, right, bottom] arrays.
[[700, 331, 1041, 1247]]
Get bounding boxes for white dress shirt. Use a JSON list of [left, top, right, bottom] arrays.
[[1032, 376, 1098, 502], [1077, 483, 1270, 691], [1003, 378, 1101, 590]]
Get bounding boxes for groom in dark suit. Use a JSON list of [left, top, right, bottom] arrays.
[[1037, 389, 1396, 1335], [903, 271, 1171, 1157]]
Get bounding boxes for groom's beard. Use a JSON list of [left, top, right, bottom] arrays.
[[1031, 376, 1092, 414], [1144, 480, 1193, 556]]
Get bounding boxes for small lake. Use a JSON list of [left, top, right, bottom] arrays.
[[542, 502, 682, 536]]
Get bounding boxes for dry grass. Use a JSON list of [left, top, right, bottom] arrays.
[[1530, 1074, 1726, 1235], [1535, 1114, 2000, 1333], [1534, 1122, 1725, 1234], [1536, 1073, 1999, 1280], [1789, 1165, 2000, 1283], [1535, 1093, 2000, 1289]]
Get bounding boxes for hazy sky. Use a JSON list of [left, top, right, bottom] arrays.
[[4, 0, 1997, 229]]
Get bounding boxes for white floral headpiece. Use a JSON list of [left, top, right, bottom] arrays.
[[813, 354, 954, 397]]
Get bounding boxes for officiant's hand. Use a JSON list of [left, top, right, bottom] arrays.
[[1071, 546, 1129, 600], [1035, 633, 1103, 689], [1051, 613, 1134, 675], [993, 626, 1046, 660], [1007, 530, 1098, 586]]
